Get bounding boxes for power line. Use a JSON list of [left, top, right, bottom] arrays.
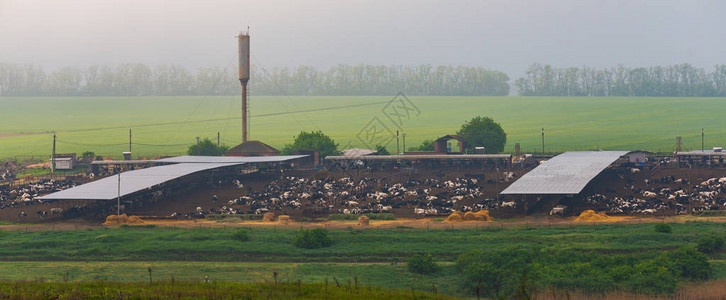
[[51, 100, 388, 134]]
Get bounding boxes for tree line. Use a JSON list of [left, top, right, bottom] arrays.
[[4, 62, 726, 97], [515, 63, 726, 97], [0, 63, 509, 97]]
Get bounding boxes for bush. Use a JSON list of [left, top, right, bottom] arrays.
[[293, 228, 332, 249], [232, 229, 249, 242], [654, 223, 672, 233], [407, 253, 439, 274], [669, 246, 712, 280], [696, 234, 724, 254]]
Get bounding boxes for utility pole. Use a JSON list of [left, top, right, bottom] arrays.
[[701, 128, 704, 152], [51, 133, 56, 173], [402, 133, 406, 154], [129, 128, 132, 153], [541, 128, 545, 155], [217, 132, 220, 147], [396, 130, 400, 155], [196, 137, 200, 155], [117, 166, 121, 215]]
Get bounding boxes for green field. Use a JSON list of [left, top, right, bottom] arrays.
[[2, 96, 726, 160], [0, 222, 722, 297]]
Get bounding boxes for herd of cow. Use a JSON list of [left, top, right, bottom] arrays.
[[585, 175, 726, 215], [190, 176, 495, 218], [2, 162, 726, 222], [0, 179, 76, 220]]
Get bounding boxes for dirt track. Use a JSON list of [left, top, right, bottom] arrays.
[[1, 214, 723, 232]]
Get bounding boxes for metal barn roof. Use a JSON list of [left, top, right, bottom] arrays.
[[325, 154, 511, 160], [676, 150, 726, 156], [37, 163, 241, 201], [154, 155, 307, 164], [501, 151, 628, 195]]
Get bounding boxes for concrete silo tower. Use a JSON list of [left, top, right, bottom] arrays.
[[238, 32, 250, 143]]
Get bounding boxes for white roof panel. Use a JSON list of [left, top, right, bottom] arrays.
[[37, 163, 240, 200], [501, 151, 628, 195], [154, 155, 307, 164]]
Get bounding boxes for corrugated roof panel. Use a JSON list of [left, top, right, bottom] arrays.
[[501, 151, 628, 195], [37, 163, 240, 200], [154, 155, 307, 164]]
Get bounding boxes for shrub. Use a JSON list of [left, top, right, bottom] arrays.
[[696, 234, 724, 254], [293, 228, 332, 249], [407, 253, 439, 274], [654, 223, 672, 233], [232, 229, 249, 242], [669, 246, 712, 280]]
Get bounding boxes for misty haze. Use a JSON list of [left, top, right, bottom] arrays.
[[0, 1, 725, 299]]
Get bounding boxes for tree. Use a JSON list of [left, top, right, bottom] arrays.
[[457, 116, 506, 153], [187, 138, 229, 156], [375, 144, 390, 155], [407, 253, 439, 274], [408, 139, 434, 152], [281, 131, 339, 158]]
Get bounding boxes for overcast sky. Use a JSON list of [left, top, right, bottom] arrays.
[[1, 0, 724, 78]]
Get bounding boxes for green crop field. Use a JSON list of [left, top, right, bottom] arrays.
[[1, 96, 726, 160]]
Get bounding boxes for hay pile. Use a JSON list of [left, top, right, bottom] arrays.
[[446, 210, 493, 222], [574, 210, 612, 222], [103, 214, 144, 225], [262, 212, 277, 222], [466, 210, 492, 221], [277, 215, 291, 225], [357, 215, 370, 226], [445, 211, 463, 222]]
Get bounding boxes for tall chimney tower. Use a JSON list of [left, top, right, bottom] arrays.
[[238, 32, 250, 143]]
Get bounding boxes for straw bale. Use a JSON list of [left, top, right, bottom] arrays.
[[262, 212, 276, 222], [277, 215, 291, 225], [473, 210, 492, 221], [445, 211, 463, 222], [127, 215, 144, 224], [357, 215, 370, 226]]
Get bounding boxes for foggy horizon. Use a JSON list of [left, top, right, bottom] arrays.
[[2, 0, 724, 78]]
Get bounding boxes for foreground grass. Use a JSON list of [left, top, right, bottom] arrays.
[[0, 261, 722, 298], [0, 223, 722, 297], [2, 96, 726, 159], [0, 281, 454, 300], [0, 222, 723, 261], [0, 262, 460, 296]]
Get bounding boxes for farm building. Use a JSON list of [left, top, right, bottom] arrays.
[[676, 149, 726, 166], [324, 153, 512, 173], [342, 148, 377, 157], [50, 153, 77, 170], [627, 150, 652, 164], [501, 151, 628, 195], [225, 141, 280, 157]]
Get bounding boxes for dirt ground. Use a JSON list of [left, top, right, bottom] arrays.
[[1, 214, 723, 232], [2, 163, 725, 227]]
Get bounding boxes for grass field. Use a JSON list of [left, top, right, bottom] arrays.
[[2, 96, 726, 160], [0, 222, 723, 261], [0, 222, 722, 297], [0, 281, 453, 299]]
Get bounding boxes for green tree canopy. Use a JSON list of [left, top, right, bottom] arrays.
[[374, 144, 390, 155], [457, 116, 506, 153], [408, 139, 435, 152], [187, 138, 229, 156], [281, 131, 339, 158]]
